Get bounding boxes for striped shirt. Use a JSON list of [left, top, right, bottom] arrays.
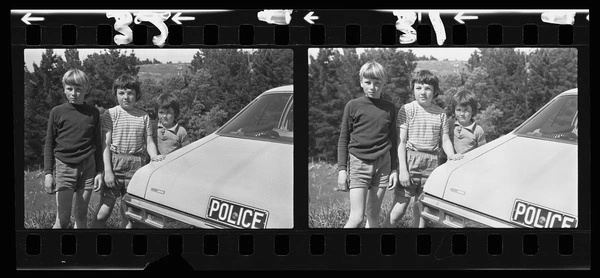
[[101, 105, 153, 155], [397, 100, 449, 153]]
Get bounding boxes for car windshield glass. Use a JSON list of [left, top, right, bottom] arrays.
[[217, 93, 293, 143], [514, 95, 577, 143]]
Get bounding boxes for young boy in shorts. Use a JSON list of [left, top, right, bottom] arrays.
[[154, 93, 191, 155], [449, 90, 486, 154], [337, 61, 399, 228], [43, 69, 103, 229], [384, 70, 463, 228], [91, 74, 164, 229]]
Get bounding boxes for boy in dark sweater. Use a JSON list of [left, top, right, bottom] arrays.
[[43, 69, 103, 229], [337, 61, 399, 228]]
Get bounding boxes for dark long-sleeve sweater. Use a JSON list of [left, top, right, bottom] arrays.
[[337, 96, 398, 172], [43, 103, 104, 175]]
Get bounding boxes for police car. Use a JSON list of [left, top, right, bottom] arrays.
[[123, 85, 294, 229], [419, 88, 578, 228]]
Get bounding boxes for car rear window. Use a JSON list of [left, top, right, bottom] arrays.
[[217, 92, 293, 143], [514, 95, 578, 143]]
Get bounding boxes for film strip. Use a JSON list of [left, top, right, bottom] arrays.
[[12, 8, 590, 271]]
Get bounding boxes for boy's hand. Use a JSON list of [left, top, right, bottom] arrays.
[[398, 170, 412, 188], [335, 170, 349, 192], [44, 174, 55, 194], [387, 170, 399, 190], [93, 172, 104, 192], [151, 154, 166, 162], [448, 153, 464, 160], [104, 171, 117, 189]]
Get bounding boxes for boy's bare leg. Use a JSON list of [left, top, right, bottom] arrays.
[[383, 195, 409, 228], [344, 188, 368, 228], [365, 187, 386, 228], [54, 189, 75, 229], [73, 189, 93, 229], [91, 195, 116, 228], [120, 198, 132, 229]]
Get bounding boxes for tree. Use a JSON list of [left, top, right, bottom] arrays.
[[308, 48, 417, 162], [64, 49, 82, 70], [360, 48, 417, 106], [189, 51, 203, 73], [24, 49, 68, 166], [82, 49, 140, 108], [525, 48, 577, 115], [477, 48, 530, 136], [308, 48, 346, 161], [474, 104, 505, 140], [188, 49, 293, 120], [467, 50, 482, 71]]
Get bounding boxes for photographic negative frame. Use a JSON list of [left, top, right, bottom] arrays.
[[12, 7, 589, 271]]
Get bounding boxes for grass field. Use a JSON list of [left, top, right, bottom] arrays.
[[137, 63, 192, 82], [308, 162, 415, 228], [23, 171, 124, 229], [24, 163, 415, 229]]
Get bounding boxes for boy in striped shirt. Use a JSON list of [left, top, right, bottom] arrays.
[[91, 74, 165, 228], [384, 70, 463, 228]]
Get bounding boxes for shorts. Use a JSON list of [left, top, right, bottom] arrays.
[[54, 155, 96, 192], [348, 152, 391, 190], [101, 152, 148, 198], [394, 150, 439, 198]]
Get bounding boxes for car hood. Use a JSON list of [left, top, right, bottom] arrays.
[[127, 133, 294, 228], [424, 134, 578, 220]]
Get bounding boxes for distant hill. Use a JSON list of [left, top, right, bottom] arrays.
[[136, 60, 468, 82], [414, 60, 469, 76], [137, 63, 192, 82]]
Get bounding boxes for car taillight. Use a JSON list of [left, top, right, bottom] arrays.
[[443, 212, 465, 228], [125, 206, 143, 221], [145, 212, 165, 228], [421, 205, 441, 222], [421, 201, 491, 228], [442, 211, 491, 228], [462, 217, 491, 228]]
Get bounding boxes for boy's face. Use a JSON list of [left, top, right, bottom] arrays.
[[64, 84, 87, 104], [455, 104, 473, 126], [360, 77, 384, 99], [116, 88, 137, 110], [413, 82, 435, 107], [158, 107, 176, 128]]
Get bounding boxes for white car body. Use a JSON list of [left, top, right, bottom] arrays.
[[123, 85, 294, 229], [420, 88, 578, 228]]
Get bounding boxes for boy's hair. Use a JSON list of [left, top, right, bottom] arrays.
[[410, 70, 441, 97], [155, 93, 181, 120], [112, 74, 142, 101], [62, 68, 89, 89], [359, 61, 387, 83], [451, 90, 480, 117]]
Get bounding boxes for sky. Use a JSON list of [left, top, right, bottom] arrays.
[[23, 48, 202, 71], [308, 47, 481, 61], [23, 47, 479, 71], [23, 47, 536, 72]]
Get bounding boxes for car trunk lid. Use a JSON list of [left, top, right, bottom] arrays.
[[138, 135, 293, 228], [441, 136, 578, 225]]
